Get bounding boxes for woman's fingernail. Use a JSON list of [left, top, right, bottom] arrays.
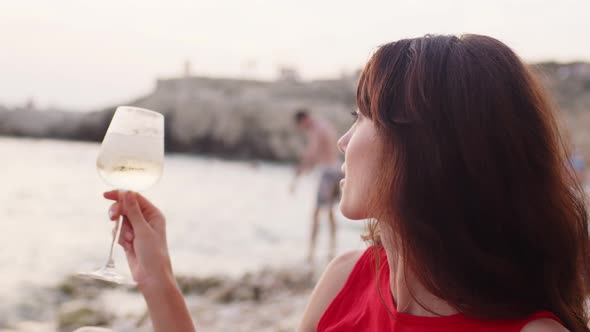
[[108, 209, 114, 219]]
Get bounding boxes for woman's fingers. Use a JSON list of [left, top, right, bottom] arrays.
[[121, 191, 150, 234], [109, 203, 133, 246], [105, 191, 150, 233], [134, 193, 165, 227], [117, 220, 134, 245], [111, 219, 133, 238], [105, 191, 164, 230], [103, 190, 120, 201], [108, 203, 120, 221], [135, 192, 160, 213]]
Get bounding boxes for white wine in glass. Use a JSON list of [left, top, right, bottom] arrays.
[[78, 106, 164, 285]]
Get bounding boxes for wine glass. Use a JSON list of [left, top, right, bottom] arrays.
[[78, 106, 164, 286]]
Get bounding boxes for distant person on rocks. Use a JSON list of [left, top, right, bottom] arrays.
[[290, 109, 343, 263], [570, 147, 587, 185]]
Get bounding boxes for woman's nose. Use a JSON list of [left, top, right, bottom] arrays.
[[337, 131, 350, 154]]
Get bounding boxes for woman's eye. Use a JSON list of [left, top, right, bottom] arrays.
[[350, 110, 359, 124]]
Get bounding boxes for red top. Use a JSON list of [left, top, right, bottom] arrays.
[[318, 246, 562, 332]]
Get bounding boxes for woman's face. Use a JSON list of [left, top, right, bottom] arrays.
[[337, 110, 381, 220]]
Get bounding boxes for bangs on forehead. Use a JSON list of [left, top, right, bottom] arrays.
[[356, 40, 426, 127], [356, 54, 376, 119]]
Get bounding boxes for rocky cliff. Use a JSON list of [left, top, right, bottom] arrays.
[[1, 62, 589, 160]]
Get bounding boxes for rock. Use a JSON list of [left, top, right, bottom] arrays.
[[44, 263, 317, 332], [0, 321, 56, 332], [3, 62, 590, 160], [57, 300, 113, 332], [56, 276, 121, 302], [207, 280, 259, 303], [176, 275, 227, 295], [0, 76, 358, 161]]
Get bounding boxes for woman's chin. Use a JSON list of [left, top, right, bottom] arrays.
[[339, 200, 367, 220]]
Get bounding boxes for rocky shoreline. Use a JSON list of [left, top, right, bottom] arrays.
[[2, 61, 589, 161], [0, 264, 318, 332]]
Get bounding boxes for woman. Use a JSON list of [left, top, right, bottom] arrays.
[[97, 34, 590, 331]]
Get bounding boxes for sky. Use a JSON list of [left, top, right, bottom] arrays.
[[1, 0, 589, 110]]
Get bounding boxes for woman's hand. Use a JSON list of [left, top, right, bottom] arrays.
[[104, 190, 173, 292]]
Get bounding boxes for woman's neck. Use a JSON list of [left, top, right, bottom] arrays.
[[382, 240, 458, 317]]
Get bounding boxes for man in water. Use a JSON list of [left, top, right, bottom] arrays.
[[291, 109, 343, 263]]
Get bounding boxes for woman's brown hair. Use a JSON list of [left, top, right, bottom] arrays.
[[358, 34, 590, 331]]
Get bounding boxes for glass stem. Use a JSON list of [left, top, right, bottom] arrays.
[[106, 214, 123, 269]]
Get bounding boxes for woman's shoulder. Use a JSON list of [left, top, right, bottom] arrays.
[[520, 318, 568, 332], [325, 249, 367, 278], [296, 249, 367, 332]]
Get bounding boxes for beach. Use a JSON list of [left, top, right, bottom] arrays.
[[0, 137, 365, 331]]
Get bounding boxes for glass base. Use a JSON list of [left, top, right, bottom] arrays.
[[77, 266, 137, 287]]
